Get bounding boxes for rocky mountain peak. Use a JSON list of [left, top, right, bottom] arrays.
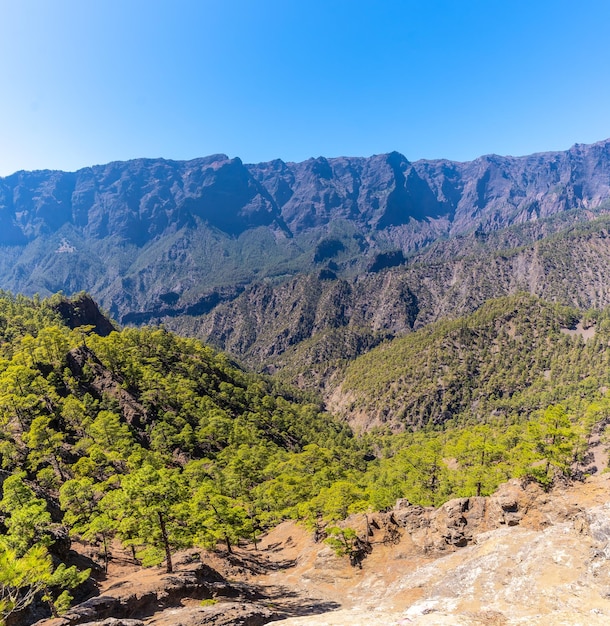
[[1, 139, 610, 324]]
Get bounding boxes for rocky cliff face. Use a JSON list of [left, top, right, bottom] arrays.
[[248, 140, 610, 236], [1, 140, 610, 323], [0, 155, 286, 244], [170, 218, 610, 377], [5, 141, 610, 247]]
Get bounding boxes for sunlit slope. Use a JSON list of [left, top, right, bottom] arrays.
[[329, 294, 608, 431]]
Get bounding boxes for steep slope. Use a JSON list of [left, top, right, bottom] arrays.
[[1, 140, 610, 323], [327, 294, 606, 431], [171, 216, 610, 379], [0, 292, 360, 624], [251, 140, 610, 237]]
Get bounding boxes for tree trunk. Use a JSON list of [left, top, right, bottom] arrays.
[[51, 454, 66, 482], [43, 585, 59, 618], [102, 533, 109, 574], [158, 511, 173, 573]]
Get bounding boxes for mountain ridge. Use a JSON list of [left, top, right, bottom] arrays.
[[167, 214, 610, 378], [2, 138, 610, 364], [2, 139, 610, 244]]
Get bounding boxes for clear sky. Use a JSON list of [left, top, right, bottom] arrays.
[[1, 0, 610, 176]]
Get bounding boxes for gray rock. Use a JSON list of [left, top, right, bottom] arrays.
[[2, 138, 610, 328]]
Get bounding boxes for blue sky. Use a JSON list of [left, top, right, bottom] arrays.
[[1, 0, 610, 175]]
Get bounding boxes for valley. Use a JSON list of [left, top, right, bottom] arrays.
[[3, 140, 610, 624], [0, 287, 607, 625]]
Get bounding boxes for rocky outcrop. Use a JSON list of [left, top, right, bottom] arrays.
[[38, 557, 279, 626], [72, 604, 281, 626], [65, 346, 148, 431], [52, 294, 116, 337], [389, 479, 542, 552], [337, 479, 545, 559]]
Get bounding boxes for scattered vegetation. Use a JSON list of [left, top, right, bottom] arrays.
[[339, 294, 604, 430], [0, 290, 608, 619]]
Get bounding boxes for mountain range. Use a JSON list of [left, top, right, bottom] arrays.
[[4, 139, 610, 624], [1, 139, 610, 328]]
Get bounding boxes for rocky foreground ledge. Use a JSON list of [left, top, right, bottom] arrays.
[[34, 474, 610, 626], [267, 475, 610, 626]]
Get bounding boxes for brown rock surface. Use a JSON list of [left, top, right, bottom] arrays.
[[35, 473, 610, 626], [264, 473, 610, 625]]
